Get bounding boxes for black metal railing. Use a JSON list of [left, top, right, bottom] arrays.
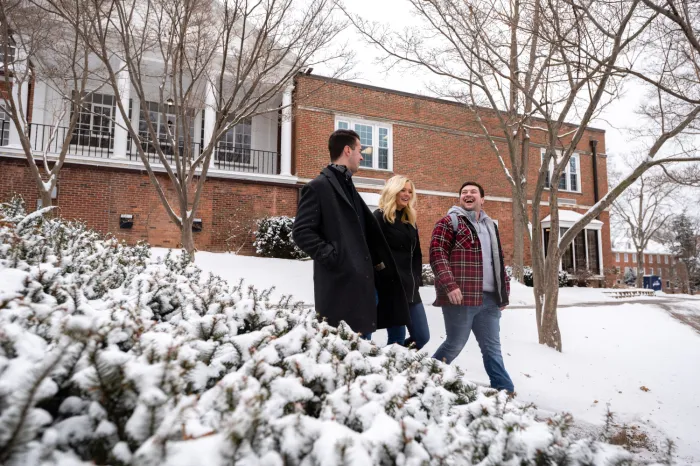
[[0, 120, 9, 146], [128, 139, 202, 166], [214, 144, 278, 175], [27, 123, 113, 158]]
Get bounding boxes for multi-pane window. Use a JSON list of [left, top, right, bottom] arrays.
[[217, 118, 252, 163], [542, 150, 581, 192], [649, 254, 653, 264], [0, 104, 9, 146], [71, 93, 115, 149], [543, 227, 601, 274], [138, 101, 195, 155], [665, 255, 669, 264], [335, 117, 392, 170], [632, 253, 637, 262], [624, 253, 629, 262], [615, 253, 620, 262], [657, 254, 661, 263]]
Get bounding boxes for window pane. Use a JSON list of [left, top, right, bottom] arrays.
[[560, 227, 574, 273], [558, 172, 567, 190], [587, 230, 599, 274], [574, 230, 586, 272], [355, 123, 373, 167], [0, 105, 8, 146], [569, 157, 577, 173], [378, 127, 388, 169], [570, 173, 577, 191], [337, 121, 349, 129]]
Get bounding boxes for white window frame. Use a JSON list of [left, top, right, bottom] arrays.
[[615, 253, 620, 262], [541, 149, 582, 193], [649, 254, 653, 264], [0, 103, 9, 146], [624, 253, 629, 262], [665, 255, 669, 264], [632, 253, 637, 263], [335, 116, 393, 171]]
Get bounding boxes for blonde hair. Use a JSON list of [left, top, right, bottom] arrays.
[[378, 175, 418, 225]]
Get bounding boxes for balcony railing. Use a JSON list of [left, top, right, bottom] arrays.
[[128, 138, 202, 166], [214, 144, 278, 175], [0, 123, 280, 175], [30, 123, 113, 158]]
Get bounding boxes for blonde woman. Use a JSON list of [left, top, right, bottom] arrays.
[[373, 175, 430, 349]]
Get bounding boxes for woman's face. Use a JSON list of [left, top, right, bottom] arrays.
[[395, 181, 413, 210]]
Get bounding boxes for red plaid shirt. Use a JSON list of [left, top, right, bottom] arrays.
[[429, 214, 510, 307]]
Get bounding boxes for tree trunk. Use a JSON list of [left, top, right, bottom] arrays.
[[511, 195, 525, 282], [539, 258, 563, 351], [636, 251, 644, 288], [38, 188, 53, 211], [180, 217, 195, 261]]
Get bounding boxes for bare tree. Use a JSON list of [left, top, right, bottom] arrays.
[[41, 0, 348, 257], [345, 0, 700, 351], [1, 0, 105, 208], [611, 168, 680, 287]]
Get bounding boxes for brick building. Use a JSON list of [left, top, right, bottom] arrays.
[[611, 239, 686, 292], [1, 73, 613, 278]]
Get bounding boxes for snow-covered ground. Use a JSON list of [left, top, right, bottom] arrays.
[[169, 249, 700, 464]]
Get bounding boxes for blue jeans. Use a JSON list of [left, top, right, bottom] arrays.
[[432, 292, 514, 392], [386, 302, 430, 350]]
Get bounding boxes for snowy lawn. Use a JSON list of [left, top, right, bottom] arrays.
[[180, 250, 700, 464]]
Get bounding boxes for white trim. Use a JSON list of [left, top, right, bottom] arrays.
[[540, 149, 583, 194], [335, 115, 393, 171]]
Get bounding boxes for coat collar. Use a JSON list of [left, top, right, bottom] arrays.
[[321, 167, 354, 210]]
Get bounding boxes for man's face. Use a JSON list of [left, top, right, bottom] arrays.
[[345, 138, 363, 174], [460, 185, 484, 212]]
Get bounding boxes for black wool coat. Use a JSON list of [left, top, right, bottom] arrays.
[[292, 167, 410, 335], [373, 209, 423, 304]]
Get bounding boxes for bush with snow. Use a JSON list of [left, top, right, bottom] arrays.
[[516, 266, 569, 287], [421, 263, 434, 286], [253, 216, 308, 260], [0, 197, 647, 465]]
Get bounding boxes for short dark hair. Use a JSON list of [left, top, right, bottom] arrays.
[[328, 129, 360, 162], [459, 181, 485, 198]]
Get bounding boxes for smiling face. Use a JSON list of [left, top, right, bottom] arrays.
[[459, 184, 484, 212], [395, 182, 413, 210]]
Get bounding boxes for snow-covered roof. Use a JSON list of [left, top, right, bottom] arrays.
[[610, 237, 672, 255], [541, 210, 604, 229]]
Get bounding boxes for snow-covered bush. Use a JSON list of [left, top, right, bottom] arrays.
[[0, 197, 644, 465], [253, 215, 307, 259], [421, 263, 434, 286], [520, 266, 569, 287]]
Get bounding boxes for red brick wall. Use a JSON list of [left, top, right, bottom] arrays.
[[295, 75, 612, 274], [0, 159, 298, 253], [611, 251, 683, 291]]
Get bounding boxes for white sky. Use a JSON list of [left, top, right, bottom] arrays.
[[323, 0, 652, 173]]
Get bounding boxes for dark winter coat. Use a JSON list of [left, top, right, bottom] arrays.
[[373, 209, 423, 304], [292, 167, 410, 335]]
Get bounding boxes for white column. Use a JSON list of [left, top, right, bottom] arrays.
[[203, 80, 217, 154], [31, 81, 47, 127], [112, 60, 131, 159], [7, 78, 29, 148], [280, 83, 293, 176]]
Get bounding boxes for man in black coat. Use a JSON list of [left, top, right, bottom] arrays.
[[292, 129, 410, 336]]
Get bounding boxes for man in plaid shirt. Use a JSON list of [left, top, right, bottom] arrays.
[[430, 181, 514, 393]]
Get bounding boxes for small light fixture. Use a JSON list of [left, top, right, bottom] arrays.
[[165, 97, 174, 106], [120, 214, 134, 229], [192, 218, 203, 232]]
